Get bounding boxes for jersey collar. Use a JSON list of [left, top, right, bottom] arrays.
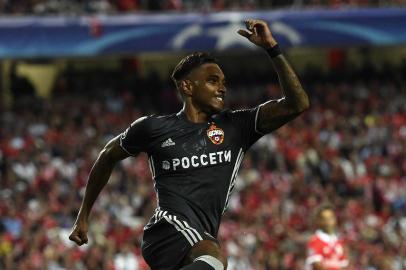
[[316, 229, 338, 244], [176, 110, 220, 124]]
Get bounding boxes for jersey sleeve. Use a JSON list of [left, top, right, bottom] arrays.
[[119, 116, 152, 156], [338, 241, 349, 268], [228, 105, 264, 149], [305, 238, 323, 267]]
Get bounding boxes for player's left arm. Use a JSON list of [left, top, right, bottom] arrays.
[[238, 19, 310, 134], [340, 244, 350, 269]]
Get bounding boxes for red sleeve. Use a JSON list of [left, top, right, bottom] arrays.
[[306, 237, 323, 266], [338, 240, 349, 268]]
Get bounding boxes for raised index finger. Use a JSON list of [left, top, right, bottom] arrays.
[[245, 19, 257, 30], [246, 19, 266, 27]]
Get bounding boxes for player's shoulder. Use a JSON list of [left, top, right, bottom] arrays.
[[308, 233, 323, 245], [214, 108, 252, 119], [308, 233, 318, 242], [220, 107, 253, 115], [218, 106, 259, 120], [131, 112, 178, 128], [336, 234, 346, 243]]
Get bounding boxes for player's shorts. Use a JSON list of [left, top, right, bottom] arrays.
[[141, 209, 218, 270]]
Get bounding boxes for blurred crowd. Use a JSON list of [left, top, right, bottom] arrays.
[[0, 56, 406, 270], [0, 0, 405, 15]]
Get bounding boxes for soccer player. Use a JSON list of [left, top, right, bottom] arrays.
[[306, 205, 350, 270], [69, 19, 310, 270]]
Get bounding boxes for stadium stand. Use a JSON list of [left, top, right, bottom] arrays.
[[0, 0, 404, 14], [0, 59, 405, 269]]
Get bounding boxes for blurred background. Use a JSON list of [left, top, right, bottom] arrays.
[[0, 1, 406, 270]]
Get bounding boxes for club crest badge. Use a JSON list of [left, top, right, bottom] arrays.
[[207, 123, 224, 145]]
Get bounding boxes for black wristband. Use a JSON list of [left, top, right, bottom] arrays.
[[266, 44, 282, 58]]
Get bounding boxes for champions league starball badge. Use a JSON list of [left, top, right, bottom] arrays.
[[206, 123, 224, 145]]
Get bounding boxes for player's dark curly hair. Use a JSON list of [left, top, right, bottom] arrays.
[[171, 52, 218, 86]]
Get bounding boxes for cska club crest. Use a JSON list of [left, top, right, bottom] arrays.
[[207, 123, 224, 145]]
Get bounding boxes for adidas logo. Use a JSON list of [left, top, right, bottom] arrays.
[[161, 138, 175, 148]]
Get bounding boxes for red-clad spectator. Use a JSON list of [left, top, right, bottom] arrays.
[[305, 205, 349, 270]]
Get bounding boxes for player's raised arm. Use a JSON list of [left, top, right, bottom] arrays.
[[238, 19, 310, 134], [69, 136, 130, 246]]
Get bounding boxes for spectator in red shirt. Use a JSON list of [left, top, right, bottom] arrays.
[[306, 204, 349, 270]]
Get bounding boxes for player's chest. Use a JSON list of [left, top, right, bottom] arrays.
[[320, 242, 344, 258], [149, 121, 237, 157]]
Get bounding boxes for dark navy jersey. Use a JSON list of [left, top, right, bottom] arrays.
[[119, 107, 264, 238]]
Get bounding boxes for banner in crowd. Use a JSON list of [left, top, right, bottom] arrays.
[[0, 8, 405, 58]]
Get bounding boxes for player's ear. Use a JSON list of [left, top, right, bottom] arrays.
[[180, 80, 193, 97]]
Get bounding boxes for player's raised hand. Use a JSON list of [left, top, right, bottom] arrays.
[[69, 221, 89, 246], [237, 19, 277, 49]]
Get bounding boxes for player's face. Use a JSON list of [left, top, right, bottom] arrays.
[[318, 209, 337, 233], [188, 63, 226, 115]]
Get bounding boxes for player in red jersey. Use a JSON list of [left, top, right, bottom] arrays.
[[305, 205, 349, 270]]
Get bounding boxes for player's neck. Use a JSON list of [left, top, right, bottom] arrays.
[[182, 103, 210, 124], [320, 228, 335, 235]]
